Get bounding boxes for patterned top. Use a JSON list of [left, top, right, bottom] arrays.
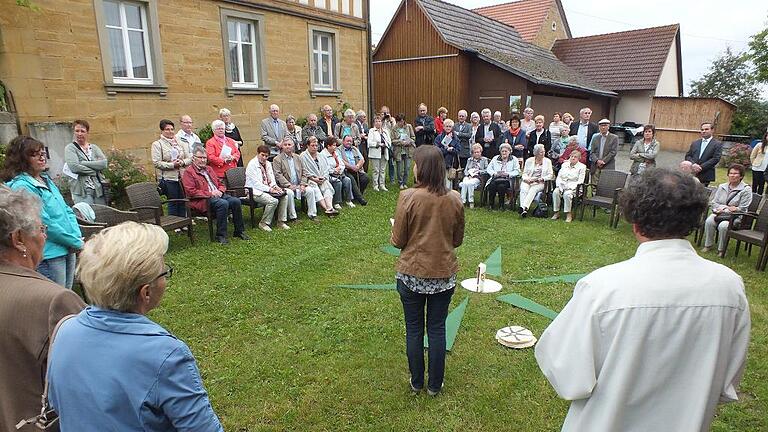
[[396, 272, 456, 294]]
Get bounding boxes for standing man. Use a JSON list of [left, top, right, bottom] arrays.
[[182, 148, 249, 244], [587, 119, 618, 186], [319, 105, 339, 139], [454, 110, 473, 170], [301, 114, 328, 150], [535, 168, 750, 432], [476, 108, 501, 159], [685, 122, 723, 186], [413, 103, 435, 147], [260, 104, 287, 158], [176, 114, 202, 154], [569, 107, 599, 153]]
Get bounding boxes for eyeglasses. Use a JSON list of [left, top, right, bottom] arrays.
[[194, 155, 208, 160], [38, 224, 48, 235], [31, 150, 47, 159], [156, 263, 173, 280]]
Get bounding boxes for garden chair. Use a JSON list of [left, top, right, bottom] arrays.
[[224, 167, 261, 228], [91, 204, 139, 226], [722, 197, 768, 271], [125, 182, 195, 244], [694, 186, 716, 246], [177, 178, 217, 242], [578, 170, 628, 228]]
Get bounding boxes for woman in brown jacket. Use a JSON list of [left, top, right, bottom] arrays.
[[0, 186, 85, 430], [391, 145, 465, 396]]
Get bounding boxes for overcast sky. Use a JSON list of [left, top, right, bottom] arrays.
[[370, 0, 768, 95]]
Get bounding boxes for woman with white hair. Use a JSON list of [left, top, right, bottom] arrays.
[[206, 119, 240, 180], [520, 107, 535, 134], [485, 143, 520, 210], [551, 149, 586, 222], [519, 143, 554, 217], [368, 115, 391, 191], [285, 115, 303, 153], [469, 111, 481, 146], [219, 108, 244, 166], [47, 222, 224, 431], [334, 108, 362, 147], [459, 143, 489, 208]]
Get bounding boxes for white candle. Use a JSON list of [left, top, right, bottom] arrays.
[[476, 263, 487, 292]]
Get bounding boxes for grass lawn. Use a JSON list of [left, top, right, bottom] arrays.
[[154, 174, 766, 431]]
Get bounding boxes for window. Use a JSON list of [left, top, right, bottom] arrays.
[[227, 19, 259, 87], [94, 0, 166, 95], [220, 9, 269, 97], [312, 31, 334, 90], [308, 26, 341, 97]]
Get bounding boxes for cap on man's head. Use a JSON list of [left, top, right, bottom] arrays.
[[598, 118, 611, 125]]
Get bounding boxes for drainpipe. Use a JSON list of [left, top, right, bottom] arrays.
[[366, 0, 374, 117]]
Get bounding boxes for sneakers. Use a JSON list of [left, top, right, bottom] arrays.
[[346, 201, 356, 208], [427, 383, 444, 397], [399, 184, 406, 190], [334, 203, 342, 210], [373, 185, 380, 192], [409, 379, 422, 394], [258, 222, 272, 232], [277, 222, 290, 230], [380, 185, 389, 192], [469, 202, 475, 209]]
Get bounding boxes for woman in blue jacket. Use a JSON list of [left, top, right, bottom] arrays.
[[48, 222, 224, 431], [2, 136, 82, 288], [434, 119, 462, 189]]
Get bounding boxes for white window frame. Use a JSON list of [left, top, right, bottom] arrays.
[[227, 19, 259, 88], [220, 9, 269, 97], [308, 25, 342, 97], [105, 0, 153, 84], [93, 0, 166, 95]]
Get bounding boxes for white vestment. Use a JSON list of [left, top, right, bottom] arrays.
[[535, 239, 750, 432]]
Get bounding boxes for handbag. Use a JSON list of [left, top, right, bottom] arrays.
[[713, 189, 744, 229], [15, 314, 76, 430], [447, 158, 462, 181]]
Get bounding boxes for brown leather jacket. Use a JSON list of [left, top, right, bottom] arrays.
[[391, 188, 465, 278]]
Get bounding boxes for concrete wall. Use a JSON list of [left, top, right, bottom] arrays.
[[655, 36, 681, 97], [0, 0, 369, 168], [615, 90, 654, 124]]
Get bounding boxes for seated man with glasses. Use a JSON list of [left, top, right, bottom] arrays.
[[181, 148, 249, 244]]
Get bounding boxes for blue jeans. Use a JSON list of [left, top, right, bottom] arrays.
[[396, 157, 411, 187], [397, 280, 454, 392], [209, 195, 244, 239], [37, 252, 77, 289]]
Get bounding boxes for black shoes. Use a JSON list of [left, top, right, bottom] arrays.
[[215, 236, 229, 244], [234, 232, 251, 240], [356, 197, 368, 206]]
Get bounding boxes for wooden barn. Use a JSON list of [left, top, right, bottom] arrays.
[[372, 0, 616, 123]]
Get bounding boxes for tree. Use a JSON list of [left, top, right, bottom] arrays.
[[748, 20, 768, 83], [689, 47, 767, 138]]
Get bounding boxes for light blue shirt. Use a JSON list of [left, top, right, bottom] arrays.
[[699, 138, 710, 158], [577, 123, 588, 149], [48, 306, 223, 432], [287, 157, 299, 185]]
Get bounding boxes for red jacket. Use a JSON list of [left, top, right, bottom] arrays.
[[435, 117, 444, 135], [181, 165, 226, 214], [558, 146, 587, 165], [206, 136, 240, 178]]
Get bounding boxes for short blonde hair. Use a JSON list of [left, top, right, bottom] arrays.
[[534, 115, 545, 122], [471, 143, 483, 152], [78, 222, 168, 312], [219, 108, 231, 117]]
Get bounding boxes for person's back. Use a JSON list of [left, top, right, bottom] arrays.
[[540, 240, 749, 431], [535, 168, 750, 432]]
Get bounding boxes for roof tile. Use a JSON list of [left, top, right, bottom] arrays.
[[473, 0, 553, 43]]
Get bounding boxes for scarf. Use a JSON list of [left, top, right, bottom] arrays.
[[509, 127, 521, 137], [225, 122, 235, 133]]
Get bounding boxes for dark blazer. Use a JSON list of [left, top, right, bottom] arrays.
[[526, 129, 552, 154], [588, 132, 619, 170], [570, 122, 599, 149], [476, 122, 502, 159], [434, 132, 462, 169], [319, 116, 339, 138], [685, 138, 723, 183], [503, 129, 528, 160], [414, 115, 436, 146]]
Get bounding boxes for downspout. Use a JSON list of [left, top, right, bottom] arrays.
[[366, 0, 374, 117]]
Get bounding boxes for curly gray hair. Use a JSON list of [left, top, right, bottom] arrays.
[[0, 186, 42, 251]]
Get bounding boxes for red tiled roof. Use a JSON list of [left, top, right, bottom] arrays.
[[551, 24, 680, 91], [473, 0, 554, 43]]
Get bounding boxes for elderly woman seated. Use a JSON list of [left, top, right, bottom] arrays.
[[47, 222, 224, 431], [551, 149, 587, 222], [701, 163, 753, 257], [300, 136, 338, 216], [245, 145, 290, 231], [485, 143, 521, 210], [558, 136, 588, 166], [320, 137, 355, 209], [519, 144, 554, 217], [459, 143, 489, 208]]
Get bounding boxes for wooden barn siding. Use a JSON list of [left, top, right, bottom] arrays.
[[373, 0, 457, 61], [373, 56, 463, 122], [650, 98, 736, 152]]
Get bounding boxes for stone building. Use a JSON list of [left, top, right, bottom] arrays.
[[0, 0, 371, 172]]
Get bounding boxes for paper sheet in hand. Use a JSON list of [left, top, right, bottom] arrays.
[[441, 135, 452, 146], [484, 128, 494, 140], [219, 144, 232, 159]]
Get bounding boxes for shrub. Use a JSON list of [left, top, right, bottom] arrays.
[[197, 124, 213, 144], [102, 148, 150, 208], [721, 143, 752, 169]]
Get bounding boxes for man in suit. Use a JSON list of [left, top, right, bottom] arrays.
[[685, 122, 722, 186], [476, 108, 501, 159], [319, 104, 339, 139], [273, 136, 318, 221], [413, 103, 436, 146], [588, 118, 619, 186], [570, 107, 599, 154], [454, 110, 474, 168], [260, 104, 287, 158]]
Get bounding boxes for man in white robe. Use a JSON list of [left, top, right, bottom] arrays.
[[535, 168, 751, 432]]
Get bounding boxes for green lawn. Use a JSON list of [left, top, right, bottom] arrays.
[[153, 182, 767, 431]]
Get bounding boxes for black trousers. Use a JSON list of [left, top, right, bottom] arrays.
[[345, 170, 369, 201], [486, 178, 511, 209], [752, 169, 766, 195]]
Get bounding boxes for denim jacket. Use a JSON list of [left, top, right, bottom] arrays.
[[48, 306, 223, 431]]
